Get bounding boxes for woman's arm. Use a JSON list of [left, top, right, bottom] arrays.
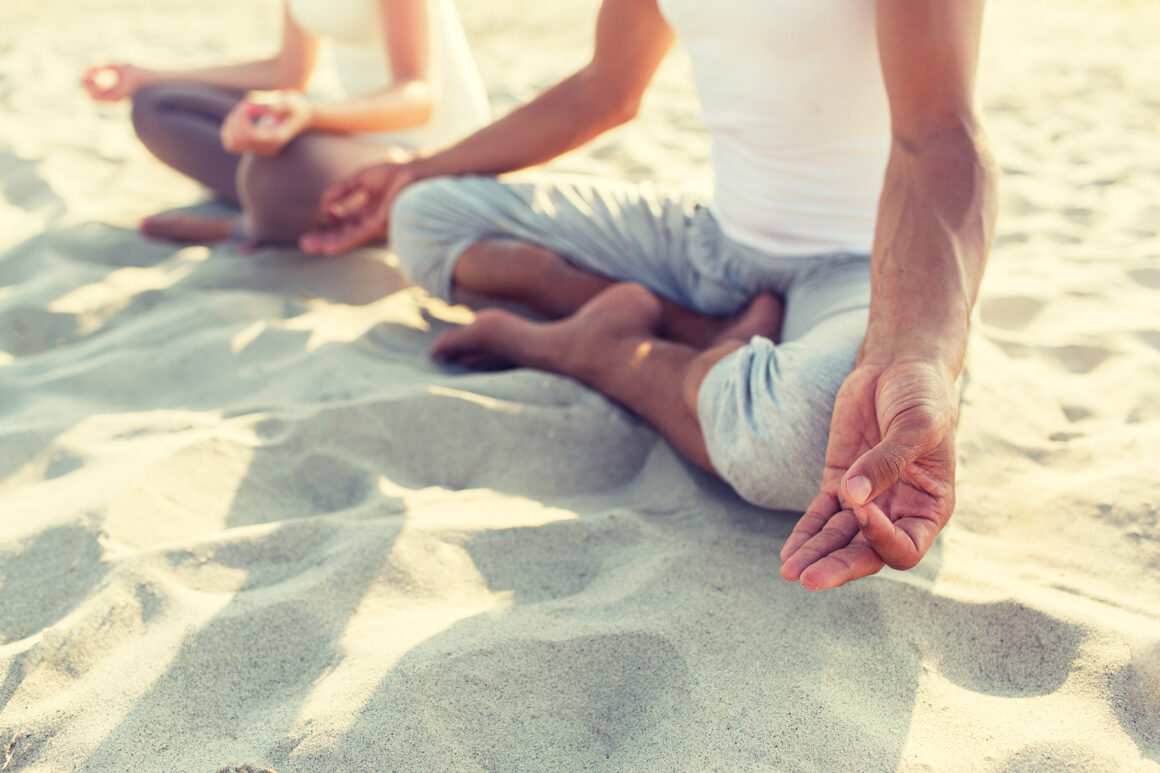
[[304, 0, 435, 134], [300, 0, 675, 253], [83, 4, 319, 100]]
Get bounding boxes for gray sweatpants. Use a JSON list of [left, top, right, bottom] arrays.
[[390, 175, 872, 512]]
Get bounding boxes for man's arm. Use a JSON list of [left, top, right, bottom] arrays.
[[300, 0, 674, 254], [412, 0, 673, 178], [863, 0, 997, 374], [779, 0, 1000, 589]]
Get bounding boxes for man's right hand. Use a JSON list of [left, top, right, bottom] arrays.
[[299, 161, 421, 255], [778, 360, 960, 590]]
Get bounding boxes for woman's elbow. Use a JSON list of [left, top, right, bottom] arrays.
[[396, 79, 435, 127]]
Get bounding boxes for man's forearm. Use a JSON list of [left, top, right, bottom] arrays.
[[409, 68, 638, 183], [860, 119, 1000, 377]]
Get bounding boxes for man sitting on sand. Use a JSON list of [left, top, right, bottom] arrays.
[[299, 0, 999, 590]]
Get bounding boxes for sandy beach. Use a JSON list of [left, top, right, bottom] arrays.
[[1, 0, 1158, 770]]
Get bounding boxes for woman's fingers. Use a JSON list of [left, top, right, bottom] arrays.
[[82, 65, 123, 101]]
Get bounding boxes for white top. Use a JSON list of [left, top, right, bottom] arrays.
[[657, 0, 891, 257], [287, 0, 490, 151]]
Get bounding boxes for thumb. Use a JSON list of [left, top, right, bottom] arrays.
[[842, 421, 935, 511]]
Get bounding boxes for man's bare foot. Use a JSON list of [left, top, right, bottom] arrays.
[[711, 292, 784, 345], [431, 282, 664, 373], [140, 213, 239, 244]]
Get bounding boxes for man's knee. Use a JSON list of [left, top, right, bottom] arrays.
[[389, 177, 464, 242], [390, 177, 487, 299], [699, 342, 849, 512]]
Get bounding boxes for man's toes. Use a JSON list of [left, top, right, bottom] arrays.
[[430, 310, 512, 363]]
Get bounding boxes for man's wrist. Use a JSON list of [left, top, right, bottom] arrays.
[[856, 330, 966, 383], [404, 154, 446, 188]]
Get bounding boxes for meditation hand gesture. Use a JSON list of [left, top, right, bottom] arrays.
[[220, 92, 313, 157], [299, 160, 419, 255], [82, 63, 153, 101], [779, 360, 959, 590]]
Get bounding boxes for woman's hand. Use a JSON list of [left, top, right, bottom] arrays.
[[220, 91, 314, 156], [82, 63, 154, 101]]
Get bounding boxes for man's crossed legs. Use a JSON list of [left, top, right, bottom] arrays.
[[390, 174, 872, 512]]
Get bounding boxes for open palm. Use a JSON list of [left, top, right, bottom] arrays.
[[779, 361, 959, 590]]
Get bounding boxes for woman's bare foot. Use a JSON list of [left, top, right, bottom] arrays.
[[431, 282, 664, 373], [139, 212, 239, 244]]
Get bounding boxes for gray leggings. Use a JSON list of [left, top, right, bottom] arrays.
[[130, 83, 399, 243], [390, 175, 873, 511]]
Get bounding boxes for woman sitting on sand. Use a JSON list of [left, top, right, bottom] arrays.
[[82, 0, 489, 249]]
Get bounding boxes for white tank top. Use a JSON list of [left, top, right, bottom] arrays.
[[658, 0, 891, 257], [287, 0, 490, 151]]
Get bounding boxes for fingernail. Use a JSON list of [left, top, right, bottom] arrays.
[[847, 474, 872, 505], [853, 505, 868, 528]]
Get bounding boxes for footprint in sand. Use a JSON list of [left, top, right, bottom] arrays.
[[361, 632, 687, 767], [1048, 343, 1114, 374], [1128, 267, 1160, 290], [460, 517, 641, 604], [998, 740, 1122, 772], [1114, 640, 1160, 762], [979, 295, 1046, 330], [0, 152, 66, 219], [0, 307, 82, 357], [925, 598, 1085, 698], [226, 448, 376, 527], [1136, 330, 1160, 353], [1061, 404, 1094, 423], [324, 389, 656, 497], [996, 340, 1116, 375], [0, 524, 108, 645]]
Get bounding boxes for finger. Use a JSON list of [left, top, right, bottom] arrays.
[[300, 225, 360, 255], [253, 113, 282, 136], [853, 500, 942, 571], [320, 177, 367, 215], [299, 221, 359, 256], [298, 230, 325, 254], [220, 112, 241, 151], [324, 214, 386, 255], [841, 423, 934, 507], [242, 101, 267, 119], [779, 508, 862, 583], [82, 73, 112, 100], [330, 219, 382, 254], [797, 543, 886, 591], [779, 491, 840, 561], [224, 113, 255, 153]]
